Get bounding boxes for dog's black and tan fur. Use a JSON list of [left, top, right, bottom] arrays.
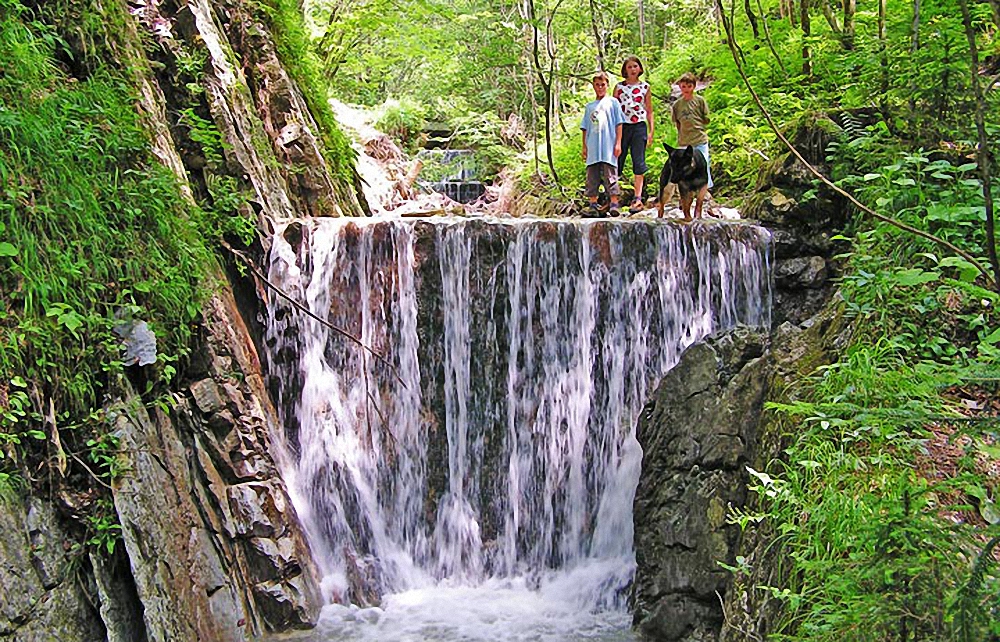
[[656, 144, 709, 220]]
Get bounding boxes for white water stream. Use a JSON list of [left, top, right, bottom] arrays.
[[264, 216, 771, 641]]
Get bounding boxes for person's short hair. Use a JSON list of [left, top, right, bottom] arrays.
[[677, 72, 698, 86], [592, 71, 611, 84], [620, 56, 644, 78]]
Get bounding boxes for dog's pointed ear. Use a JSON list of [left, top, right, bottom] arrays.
[[663, 143, 675, 153]]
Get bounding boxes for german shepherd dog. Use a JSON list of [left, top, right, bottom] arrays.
[[656, 144, 709, 220]]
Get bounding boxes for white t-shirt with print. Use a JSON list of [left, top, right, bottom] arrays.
[[615, 82, 649, 124]]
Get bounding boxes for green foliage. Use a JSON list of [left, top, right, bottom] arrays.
[[85, 499, 122, 555], [0, 55, 211, 412], [373, 97, 428, 149], [446, 110, 520, 178], [745, 338, 1000, 640], [0, 1, 213, 557], [261, 0, 357, 184]]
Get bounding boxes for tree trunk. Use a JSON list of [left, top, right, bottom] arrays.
[[801, 0, 812, 77], [588, 0, 605, 71], [842, 0, 856, 49], [877, 0, 890, 123], [524, 0, 560, 183], [745, 0, 760, 39], [757, 0, 788, 73], [639, 0, 647, 46], [545, 9, 567, 136], [786, 0, 798, 26], [818, 0, 841, 34], [936, 38, 952, 121], [957, 0, 1000, 294], [908, 0, 921, 124]]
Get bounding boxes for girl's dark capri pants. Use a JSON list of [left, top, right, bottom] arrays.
[[617, 122, 648, 176]]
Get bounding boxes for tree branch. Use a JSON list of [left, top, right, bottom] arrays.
[[220, 240, 407, 388]]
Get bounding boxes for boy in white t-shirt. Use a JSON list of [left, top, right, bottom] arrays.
[[580, 71, 625, 217]]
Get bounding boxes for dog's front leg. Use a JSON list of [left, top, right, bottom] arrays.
[[694, 186, 708, 218], [657, 184, 675, 218]]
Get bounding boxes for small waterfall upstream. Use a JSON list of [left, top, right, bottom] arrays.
[[263, 216, 771, 641]]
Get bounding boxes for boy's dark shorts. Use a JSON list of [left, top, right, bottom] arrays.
[[585, 163, 620, 198], [618, 122, 648, 175]]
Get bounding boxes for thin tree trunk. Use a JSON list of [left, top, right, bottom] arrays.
[[936, 38, 952, 121], [786, 0, 798, 26], [878, 0, 890, 123], [757, 0, 788, 73], [588, 0, 605, 71], [525, 0, 560, 182], [745, 0, 760, 39], [545, 8, 567, 136], [801, 0, 812, 77], [639, 0, 646, 46], [908, 0, 921, 124], [842, 0, 856, 49], [818, 0, 841, 33], [958, 0, 1000, 294], [727, 0, 747, 66]]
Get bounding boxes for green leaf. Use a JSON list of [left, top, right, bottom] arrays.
[[981, 326, 1000, 345], [863, 173, 882, 181], [0, 242, 18, 257], [956, 163, 978, 172], [939, 256, 980, 282], [60, 313, 83, 332], [893, 178, 916, 186], [981, 499, 1000, 525], [893, 268, 940, 286]]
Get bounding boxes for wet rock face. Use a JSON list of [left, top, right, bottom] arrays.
[[632, 327, 770, 642], [743, 114, 848, 326], [107, 290, 323, 641], [0, 498, 107, 641]]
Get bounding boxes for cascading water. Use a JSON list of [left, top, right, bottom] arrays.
[[263, 216, 772, 641]]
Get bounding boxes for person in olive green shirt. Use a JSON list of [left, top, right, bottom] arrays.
[[671, 72, 712, 194]]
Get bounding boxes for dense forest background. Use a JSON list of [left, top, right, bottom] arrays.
[[1, 0, 999, 638]]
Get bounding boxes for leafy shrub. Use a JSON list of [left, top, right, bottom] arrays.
[[374, 97, 428, 151]]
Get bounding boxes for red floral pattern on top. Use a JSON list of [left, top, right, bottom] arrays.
[[615, 82, 649, 124]]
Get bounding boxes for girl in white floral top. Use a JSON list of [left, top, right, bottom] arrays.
[[613, 56, 654, 211]]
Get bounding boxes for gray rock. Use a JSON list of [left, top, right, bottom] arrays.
[[0, 498, 105, 641], [633, 327, 769, 642], [190, 378, 226, 414]]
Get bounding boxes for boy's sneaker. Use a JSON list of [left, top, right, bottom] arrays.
[[609, 203, 621, 217], [586, 203, 600, 217]]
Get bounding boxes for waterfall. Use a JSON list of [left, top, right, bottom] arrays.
[[264, 216, 771, 640]]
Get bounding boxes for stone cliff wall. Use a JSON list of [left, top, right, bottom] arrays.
[[0, 285, 326, 641], [632, 328, 770, 641], [105, 288, 323, 641]]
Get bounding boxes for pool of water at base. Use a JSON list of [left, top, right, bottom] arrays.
[[268, 577, 638, 642]]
